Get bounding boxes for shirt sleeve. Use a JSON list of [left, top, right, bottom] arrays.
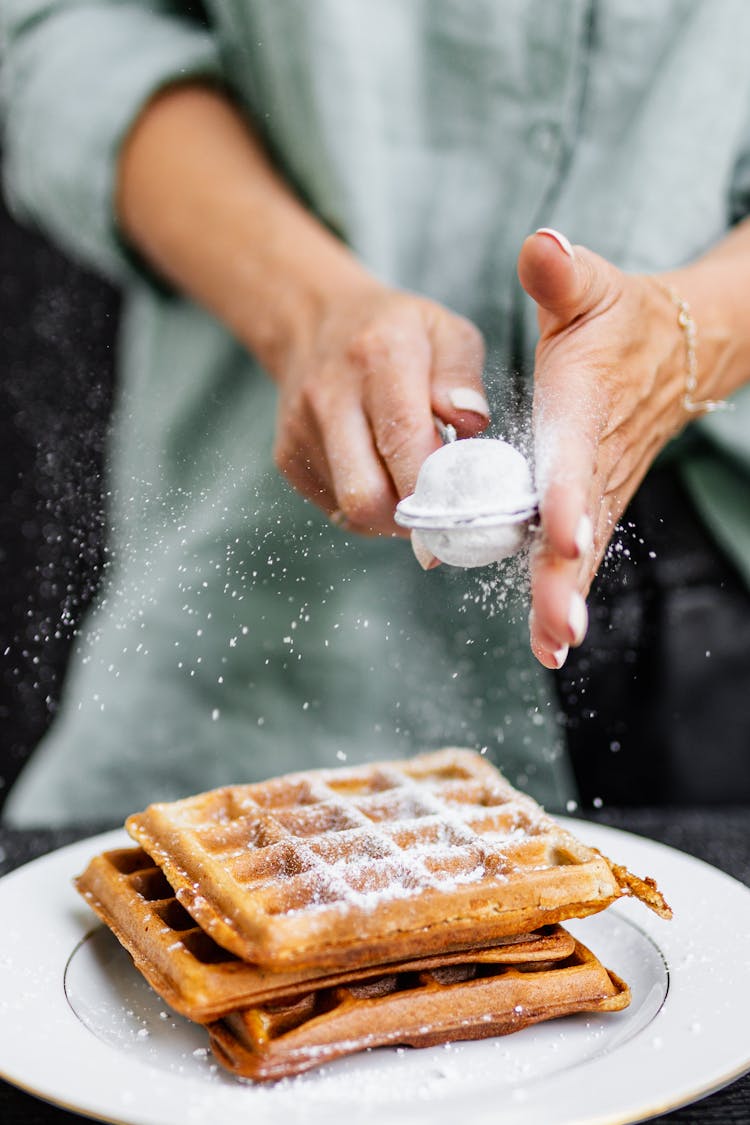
[[1, 0, 222, 282]]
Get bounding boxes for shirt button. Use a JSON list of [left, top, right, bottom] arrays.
[[528, 122, 562, 159]]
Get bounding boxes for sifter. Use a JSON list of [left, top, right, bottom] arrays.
[[394, 422, 539, 568]]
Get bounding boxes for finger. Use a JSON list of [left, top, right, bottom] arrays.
[[278, 442, 337, 515], [410, 530, 441, 570], [531, 417, 599, 650], [530, 632, 570, 672], [358, 316, 440, 499], [533, 364, 600, 561], [529, 541, 589, 654], [320, 394, 406, 535], [521, 229, 613, 560], [529, 602, 571, 670], [517, 228, 620, 327], [428, 314, 490, 437], [273, 402, 393, 533], [539, 477, 595, 562]]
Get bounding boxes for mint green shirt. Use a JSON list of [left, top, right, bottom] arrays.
[[3, 0, 750, 824]]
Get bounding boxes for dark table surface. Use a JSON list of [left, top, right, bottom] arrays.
[[1, 808, 749, 1125]]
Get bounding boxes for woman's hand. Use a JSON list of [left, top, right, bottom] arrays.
[[273, 278, 488, 537], [518, 229, 728, 670], [117, 85, 747, 594], [117, 85, 489, 541]]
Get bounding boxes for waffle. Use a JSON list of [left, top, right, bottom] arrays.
[[75, 847, 576, 1022], [126, 748, 670, 970], [208, 938, 631, 1081]]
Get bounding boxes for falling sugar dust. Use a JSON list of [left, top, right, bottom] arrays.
[[4, 326, 570, 822], [0, 238, 117, 806]]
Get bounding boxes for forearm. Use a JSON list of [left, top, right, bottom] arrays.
[[662, 217, 750, 407], [116, 83, 372, 374], [117, 82, 490, 538]]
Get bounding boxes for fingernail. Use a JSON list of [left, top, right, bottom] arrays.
[[552, 644, 569, 669], [411, 530, 438, 571], [448, 387, 490, 418], [535, 227, 574, 259], [568, 592, 588, 646], [574, 514, 593, 557]]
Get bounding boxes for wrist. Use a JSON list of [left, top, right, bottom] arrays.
[[117, 83, 380, 378], [234, 227, 379, 379], [649, 278, 730, 417], [655, 263, 742, 410]]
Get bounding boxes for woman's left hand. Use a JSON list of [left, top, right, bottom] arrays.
[[517, 229, 716, 669]]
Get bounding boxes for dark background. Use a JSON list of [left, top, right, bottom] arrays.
[[0, 147, 120, 814]]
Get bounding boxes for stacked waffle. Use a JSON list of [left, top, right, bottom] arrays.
[[75, 748, 670, 1081]]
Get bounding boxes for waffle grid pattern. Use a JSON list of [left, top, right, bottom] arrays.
[[126, 750, 623, 966], [74, 750, 670, 1081], [209, 939, 630, 1080], [76, 846, 576, 1021], [186, 765, 559, 910]]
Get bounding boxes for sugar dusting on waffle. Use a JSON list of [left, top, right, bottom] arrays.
[[125, 749, 669, 970], [76, 748, 670, 1082]]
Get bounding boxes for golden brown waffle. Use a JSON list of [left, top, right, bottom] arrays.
[[126, 748, 670, 970], [75, 847, 576, 1022], [208, 939, 631, 1081]]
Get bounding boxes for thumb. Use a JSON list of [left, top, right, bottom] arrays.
[[517, 228, 619, 326]]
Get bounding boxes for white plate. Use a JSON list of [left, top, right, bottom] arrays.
[[0, 820, 749, 1125]]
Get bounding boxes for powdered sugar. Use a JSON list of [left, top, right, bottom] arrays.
[[395, 439, 538, 567]]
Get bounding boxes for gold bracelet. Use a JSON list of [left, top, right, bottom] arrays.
[[654, 280, 730, 415]]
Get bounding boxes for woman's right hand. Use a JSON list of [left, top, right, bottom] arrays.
[[117, 85, 488, 538], [273, 277, 489, 537]]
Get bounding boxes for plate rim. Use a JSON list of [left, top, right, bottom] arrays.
[[0, 820, 749, 1125]]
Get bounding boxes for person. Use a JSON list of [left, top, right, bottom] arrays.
[[3, 1, 750, 824]]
